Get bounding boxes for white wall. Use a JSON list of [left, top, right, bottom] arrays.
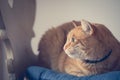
[[32, 0, 120, 54]]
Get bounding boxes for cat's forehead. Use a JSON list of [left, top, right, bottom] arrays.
[[67, 27, 88, 39], [70, 27, 82, 33]]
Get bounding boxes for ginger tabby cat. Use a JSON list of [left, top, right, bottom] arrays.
[[38, 20, 120, 76]]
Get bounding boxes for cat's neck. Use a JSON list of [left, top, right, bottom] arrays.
[[83, 49, 112, 64]]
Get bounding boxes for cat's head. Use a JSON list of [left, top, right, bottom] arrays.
[[63, 19, 113, 62]]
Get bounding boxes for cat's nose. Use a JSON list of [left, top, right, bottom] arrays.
[[63, 45, 67, 50], [63, 43, 70, 50]]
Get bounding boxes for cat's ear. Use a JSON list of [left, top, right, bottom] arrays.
[[81, 19, 94, 35], [72, 20, 77, 27]]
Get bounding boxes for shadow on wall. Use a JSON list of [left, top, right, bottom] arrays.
[[0, 0, 37, 79]]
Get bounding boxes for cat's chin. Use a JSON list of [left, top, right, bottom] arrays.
[[67, 54, 75, 58], [65, 50, 74, 58], [64, 50, 80, 59]]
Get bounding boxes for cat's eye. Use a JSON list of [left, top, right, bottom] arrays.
[[71, 37, 76, 42]]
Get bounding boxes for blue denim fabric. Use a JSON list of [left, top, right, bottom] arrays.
[[25, 66, 120, 80]]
